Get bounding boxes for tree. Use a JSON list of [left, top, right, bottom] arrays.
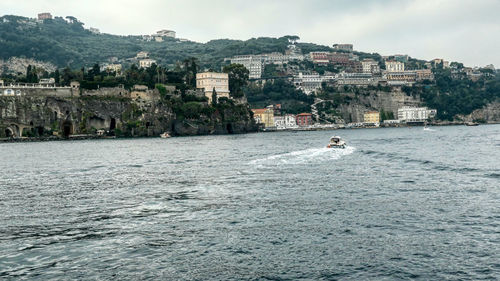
[[54, 69, 60, 85], [212, 88, 217, 106], [223, 64, 249, 98]]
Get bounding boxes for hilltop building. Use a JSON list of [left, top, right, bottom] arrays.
[[196, 72, 230, 103], [37, 13, 52, 20], [156, 30, 176, 38], [332, 44, 354, 52]]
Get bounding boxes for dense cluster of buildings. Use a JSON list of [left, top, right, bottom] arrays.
[[249, 102, 437, 130], [225, 42, 305, 79], [251, 105, 314, 130]]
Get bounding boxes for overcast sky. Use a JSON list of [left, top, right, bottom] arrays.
[[1, 0, 499, 67]]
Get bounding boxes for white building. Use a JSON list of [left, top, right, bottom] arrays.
[[398, 106, 437, 122], [385, 61, 405, 72], [101, 64, 122, 74], [361, 59, 380, 74], [139, 59, 157, 68], [230, 55, 264, 79], [336, 72, 377, 86], [156, 29, 176, 38], [274, 114, 298, 129], [292, 73, 324, 95], [136, 51, 149, 59], [196, 72, 230, 103]]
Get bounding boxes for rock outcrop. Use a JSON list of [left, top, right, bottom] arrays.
[[0, 88, 257, 138]]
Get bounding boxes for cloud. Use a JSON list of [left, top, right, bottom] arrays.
[[0, 0, 498, 67]]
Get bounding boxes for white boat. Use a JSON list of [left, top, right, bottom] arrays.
[[327, 136, 346, 149], [423, 126, 432, 131], [160, 132, 171, 138]]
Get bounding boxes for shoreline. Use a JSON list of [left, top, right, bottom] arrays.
[[1, 122, 498, 143]]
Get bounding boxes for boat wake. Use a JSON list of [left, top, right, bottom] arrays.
[[250, 146, 356, 167]]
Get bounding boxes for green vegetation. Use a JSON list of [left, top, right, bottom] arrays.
[[245, 79, 314, 114], [403, 69, 500, 120], [0, 15, 331, 69]]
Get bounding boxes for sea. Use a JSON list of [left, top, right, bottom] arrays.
[[1, 125, 499, 280]]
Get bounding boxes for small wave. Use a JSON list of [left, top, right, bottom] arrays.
[[250, 146, 356, 166]]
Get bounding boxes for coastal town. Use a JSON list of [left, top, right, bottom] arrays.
[[0, 12, 499, 140]]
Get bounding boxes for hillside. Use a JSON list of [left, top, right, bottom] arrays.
[[0, 15, 334, 69]]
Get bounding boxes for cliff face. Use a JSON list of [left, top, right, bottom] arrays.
[[319, 89, 422, 123], [0, 89, 257, 138], [460, 101, 500, 123]]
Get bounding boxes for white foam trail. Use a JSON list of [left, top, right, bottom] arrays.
[[250, 146, 356, 167]]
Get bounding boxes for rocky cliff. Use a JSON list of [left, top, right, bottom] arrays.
[[0, 89, 257, 139], [459, 100, 500, 123], [317, 88, 422, 123]]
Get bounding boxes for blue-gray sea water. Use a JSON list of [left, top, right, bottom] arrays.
[[1, 125, 499, 280]]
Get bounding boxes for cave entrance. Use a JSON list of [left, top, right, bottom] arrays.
[[226, 123, 234, 134], [62, 121, 73, 138], [5, 128, 13, 138], [37, 127, 44, 136], [110, 118, 116, 131]]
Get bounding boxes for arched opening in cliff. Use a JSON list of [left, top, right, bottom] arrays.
[[62, 121, 73, 138], [4, 128, 14, 138], [37, 127, 44, 136], [109, 118, 116, 131], [226, 123, 234, 134], [53, 111, 58, 121]]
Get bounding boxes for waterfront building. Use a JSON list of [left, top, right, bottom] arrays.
[[398, 106, 437, 122], [274, 114, 297, 129], [156, 30, 176, 38], [296, 113, 313, 127], [139, 59, 156, 69], [332, 44, 354, 52], [196, 72, 230, 103], [38, 13, 52, 20], [363, 111, 380, 126], [385, 61, 405, 72], [252, 106, 275, 128], [229, 55, 263, 79]]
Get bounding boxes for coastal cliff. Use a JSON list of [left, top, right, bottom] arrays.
[[0, 88, 257, 139]]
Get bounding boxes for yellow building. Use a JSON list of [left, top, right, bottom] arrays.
[[364, 111, 380, 125], [196, 72, 230, 103], [252, 106, 275, 128]]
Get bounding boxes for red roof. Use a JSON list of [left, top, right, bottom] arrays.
[[296, 113, 312, 116]]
